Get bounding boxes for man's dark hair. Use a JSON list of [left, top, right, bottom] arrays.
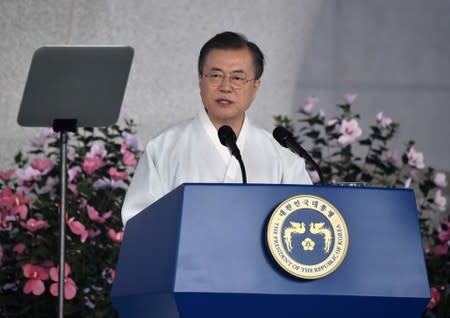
[[198, 31, 265, 80]]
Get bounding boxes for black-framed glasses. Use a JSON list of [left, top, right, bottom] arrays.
[[202, 72, 255, 89]]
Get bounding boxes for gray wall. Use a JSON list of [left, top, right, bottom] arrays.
[[1, 0, 449, 172], [297, 0, 450, 171], [0, 0, 323, 170]]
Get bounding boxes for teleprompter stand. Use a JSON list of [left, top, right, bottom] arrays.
[[17, 46, 134, 318]]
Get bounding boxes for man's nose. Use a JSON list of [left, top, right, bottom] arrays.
[[218, 77, 233, 92]]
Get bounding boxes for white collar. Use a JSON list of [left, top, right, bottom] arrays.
[[198, 109, 249, 163]]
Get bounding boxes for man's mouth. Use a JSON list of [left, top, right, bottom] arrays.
[[216, 98, 233, 105]]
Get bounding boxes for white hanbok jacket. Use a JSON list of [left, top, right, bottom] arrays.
[[121, 110, 312, 225]]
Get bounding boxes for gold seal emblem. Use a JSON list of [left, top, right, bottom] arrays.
[[266, 195, 349, 279]]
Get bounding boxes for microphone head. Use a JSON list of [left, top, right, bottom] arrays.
[[272, 126, 293, 148], [218, 125, 236, 147]]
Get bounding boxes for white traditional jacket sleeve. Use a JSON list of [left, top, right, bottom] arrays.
[[121, 110, 312, 226]]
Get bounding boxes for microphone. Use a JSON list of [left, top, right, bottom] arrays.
[[218, 125, 247, 184], [273, 126, 325, 185]]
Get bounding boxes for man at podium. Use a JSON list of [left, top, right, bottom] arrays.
[[121, 31, 312, 226]]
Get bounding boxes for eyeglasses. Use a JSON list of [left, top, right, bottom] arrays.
[[202, 72, 255, 89]]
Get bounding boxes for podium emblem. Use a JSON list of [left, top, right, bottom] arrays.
[[266, 195, 349, 279]]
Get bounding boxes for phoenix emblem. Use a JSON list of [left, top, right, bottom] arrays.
[[283, 222, 333, 253]]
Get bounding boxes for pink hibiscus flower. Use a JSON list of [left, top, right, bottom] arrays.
[[13, 242, 27, 254], [82, 157, 105, 175], [301, 96, 319, 114], [108, 228, 124, 242], [10, 191, 33, 220], [67, 217, 89, 243], [49, 263, 77, 300], [407, 147, 425, 169], [376, 112, 393, 129], [20, 218, 49, 232], [16, 166, 42, 182], [68, 166, 82, 182], [87, 205, 112, 224], [122, 132, 140, 150], [434, 190, 447, 211], [122, 151, 137, 167], [0, 169, 14, 182], [31, 158, 54, 173], [337, 119, 362, 146], [427, 287, 441, 309], [22, 264, 49, 295], [86, 144, 107, 159], [433, 172, 448, 188], [432, 243, 448, 256], [108, 167, 128, 181]]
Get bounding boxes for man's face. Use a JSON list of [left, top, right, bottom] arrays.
[[199, 48, 261, 132]]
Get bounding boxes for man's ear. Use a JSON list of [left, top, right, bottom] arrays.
[[254, 79, 261, 90]]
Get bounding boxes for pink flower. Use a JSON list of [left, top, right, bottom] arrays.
[[88, 229, 101, 238], [67, 217, 88, 243], [343, 94, 357, 104], [22, 264, 49, 295], [8, 191, 34, 220], [20, 218, 49, 232], [407, 147, 425, 169], [427, 287, 441, 309], [86, 144, 107, 159], [433, 190, 447, 211], [122, 132, 140, 150], [68, 183, 78, 194], [108, 167, 128, 181], [93, 178, 125, 189], [385, 149, 400, 164], [433, 172, 448, 188], [301, 96, 319, 114], [43, 128, 58, 138], [87, 205, 112, 224], [110, 268, 116, 282], [31, 158, 54, 173], [68, 166, 82, 182], [122, 151, 137, 167], [31, 135, 47, 147], [0, 169, 14, 182], [16, 166, 42, 182], [337, 119, 362, 146], [82, 157, 105, 175], [376, 112, 393, 129], [13, 243, 26, 254], [108, 228, 124, 242], [49, 263, 77, 300], [437, 221, 450, 242], [12, 204, 28, 220], [432, 243, 448, 256]]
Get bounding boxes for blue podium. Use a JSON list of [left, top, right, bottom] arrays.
[[111, 184, 430, 317]]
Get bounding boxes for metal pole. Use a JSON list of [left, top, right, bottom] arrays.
[[58, 131, 67, 318]]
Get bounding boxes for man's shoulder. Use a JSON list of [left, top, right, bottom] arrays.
[[145, 117, 196, 150]]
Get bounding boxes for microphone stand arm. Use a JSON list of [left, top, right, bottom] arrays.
[[286, 140, 325, 185]]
